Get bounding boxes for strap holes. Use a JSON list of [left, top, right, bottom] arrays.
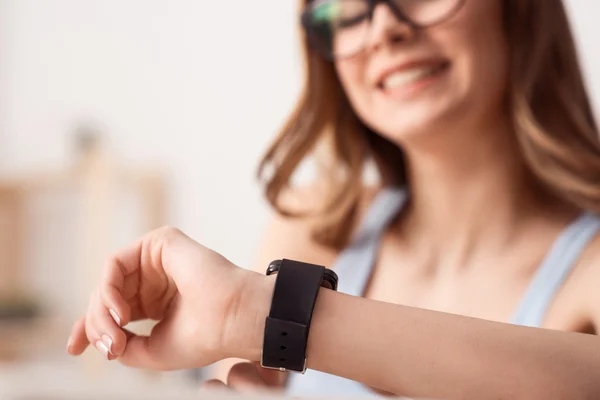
[[280, 346, 287, 350], [279, 358, 286, 362], [281, 332, 288, 336]]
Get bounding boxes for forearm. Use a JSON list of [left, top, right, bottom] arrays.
[[308, 289, 600, 399], [232, 273, 600, 399]]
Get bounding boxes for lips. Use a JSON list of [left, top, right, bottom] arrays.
[[375, 60, 450, 91]]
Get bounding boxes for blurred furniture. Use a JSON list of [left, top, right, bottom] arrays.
[[0, 130, 167, 364], [0, 184, 26, 298], [0, 179, 40, 361]]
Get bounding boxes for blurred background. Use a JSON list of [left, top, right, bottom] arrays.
[[0, 0, 597, 398]]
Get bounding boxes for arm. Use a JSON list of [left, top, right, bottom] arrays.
[[68, 224, 600, 399], [583, 236, 600, 333], [210, 188, 339, 385], [232, 272, 600, 400]]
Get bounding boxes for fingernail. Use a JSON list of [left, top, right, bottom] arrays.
[[96, 340, 109, 360], [102, 334, 114, 355], [66, 336, 73, 352], [109, 309, 121, 326]]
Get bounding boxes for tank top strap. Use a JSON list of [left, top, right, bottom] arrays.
[[511, 212, 600, 327], [333, 187, 408, 296]]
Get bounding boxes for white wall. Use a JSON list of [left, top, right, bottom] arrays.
[[0, 2, 9, 147], [565, 0, 600, 122], [0, 0, 304, 288], [0, 0, 598, 321]]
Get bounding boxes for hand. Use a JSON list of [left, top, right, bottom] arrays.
[[66, 226, 269, 370], [202, 362, 286, 395]]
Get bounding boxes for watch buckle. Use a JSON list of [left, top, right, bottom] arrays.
[[260, 350, 307, 374]]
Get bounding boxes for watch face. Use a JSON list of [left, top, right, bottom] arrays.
[[266, 260, 283, 276], [266, 259, 338, 291], [321, 280, 333, 290], [323, 269, 339, 291]]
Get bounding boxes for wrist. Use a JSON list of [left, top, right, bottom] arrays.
[[223, 270, 275, 361]]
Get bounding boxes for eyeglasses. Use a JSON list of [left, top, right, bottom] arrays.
[[301, 0, 465, 60]]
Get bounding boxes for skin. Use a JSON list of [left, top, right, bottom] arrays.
[[210, 0, 600, 393], [68, 1, 600, 398], [66, 227, 600, 399]]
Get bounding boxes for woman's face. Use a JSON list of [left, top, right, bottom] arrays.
[[332, 0, 509, 144]]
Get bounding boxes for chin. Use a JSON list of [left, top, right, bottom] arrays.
[[380, 126, 438, 146], [366, 109, 458, 146]]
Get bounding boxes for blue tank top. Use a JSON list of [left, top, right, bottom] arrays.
[[286, 187, 600, 397]]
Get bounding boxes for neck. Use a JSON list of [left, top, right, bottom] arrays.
[[396, 116, 569, 268]]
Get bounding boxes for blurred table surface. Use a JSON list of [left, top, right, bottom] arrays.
[[0, 357, 194, 400], [0, 321, 411, 400], [0, 356, 336, 400], [0, 353, 336, 400]]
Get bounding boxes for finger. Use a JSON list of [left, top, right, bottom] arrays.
[[201, 379, 231, 391], [67, 316, 90, 356], [116, 321, 174, 370], [83, 290, 128, 360], [82, 294, 111, 361], [227, 362, 273, 393], [100, 257, 133, 327], [117, 335, 169, 370], [122, 327, 136, 340], [93, 304, 129, 357], [106, 227, 174, 281], [99, 228, 178, 323], [252, 361, 288, 388]]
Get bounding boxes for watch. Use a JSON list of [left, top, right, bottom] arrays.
[[260, 259, 338, 373], [266, 259, 338, 291]]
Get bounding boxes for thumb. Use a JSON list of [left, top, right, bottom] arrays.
[[117, 335, 165, 370], [117, 320, 181, 371], [227, 362, 282, 393], [253, 361, 288, 388]]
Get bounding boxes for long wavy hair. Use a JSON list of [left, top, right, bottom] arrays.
[[258, 0, 600, 250]]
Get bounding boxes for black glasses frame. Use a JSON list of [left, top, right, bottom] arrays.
[[301, 0, 466, 60]]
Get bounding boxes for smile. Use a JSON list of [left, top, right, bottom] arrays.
[[376, 61, 451, 98]]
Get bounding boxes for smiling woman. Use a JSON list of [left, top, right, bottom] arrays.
[[228, 0, 600, 396], [68, 0, 600, 399], [259, 0, 599, 251]]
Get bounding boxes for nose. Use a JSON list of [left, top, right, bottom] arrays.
[[366, 3, 415, 53]]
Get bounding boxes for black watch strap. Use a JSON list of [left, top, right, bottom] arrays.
[[261, 259, 325, 373]]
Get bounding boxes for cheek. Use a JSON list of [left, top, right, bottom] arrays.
[[448, 2, 509, 111], [335, 62, 370, 109], [466, 47, 508, 110], [335, 61, 381, 125], [333, 1, 509, 139]]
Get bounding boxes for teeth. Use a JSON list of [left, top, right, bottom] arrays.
[[382, 65, 441, 90]]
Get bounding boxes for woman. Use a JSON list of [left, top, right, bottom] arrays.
[[67, 0, 600, 398]]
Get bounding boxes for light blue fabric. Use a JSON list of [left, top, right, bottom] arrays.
[[285, 187, 600, 398]]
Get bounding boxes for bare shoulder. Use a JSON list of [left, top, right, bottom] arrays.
[[569, 228, 600, 327], [250, 184, 383, 274]]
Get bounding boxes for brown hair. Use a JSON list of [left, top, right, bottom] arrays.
[[257, 0, 600, 250]]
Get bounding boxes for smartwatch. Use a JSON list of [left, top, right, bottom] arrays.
[[260, 259, 338, 373], [266, 259, 338, 291]]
